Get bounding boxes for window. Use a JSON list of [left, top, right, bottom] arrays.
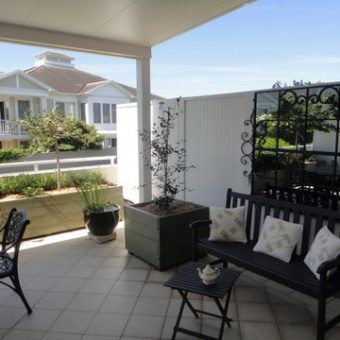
[[18, 100, 30, 119], [93, 103, 101, 123], [103, 104, 110, 123], [55, 102, 65, 116], [65, 102, 75, 117], [111, 104, 117, 124], [46, 98, 54, 112], [80, 103, 86, 121]]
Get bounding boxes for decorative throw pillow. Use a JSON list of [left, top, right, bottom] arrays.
[[304, 226, 340, 279], [253, 216, 303, 263], [209, 206, 247, 243]]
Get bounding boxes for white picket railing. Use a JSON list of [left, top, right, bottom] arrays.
[[0, 156, 116, 177], [0, 120, 25, 135]]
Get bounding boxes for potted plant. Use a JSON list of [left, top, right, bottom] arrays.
[[124, 99, 209, 270], [79, 185, 120, 242]]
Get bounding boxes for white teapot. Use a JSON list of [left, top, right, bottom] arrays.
[[197, 264, 220, 285]]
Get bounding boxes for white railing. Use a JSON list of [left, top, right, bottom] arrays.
[[0, 120, 25, 135], [0, 156, 116, 177]]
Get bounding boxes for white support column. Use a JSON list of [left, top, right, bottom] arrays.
[[136, 58, 152, 202]]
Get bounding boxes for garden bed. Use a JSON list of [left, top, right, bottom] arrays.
[[0, 186, 123, 239], [0, 171, 123, 239]]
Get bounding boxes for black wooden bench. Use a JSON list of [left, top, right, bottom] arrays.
[[265, 184, 339, 211], [191, 188, 340, 340]]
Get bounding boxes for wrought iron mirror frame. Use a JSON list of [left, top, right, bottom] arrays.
[[241, 83, 340, 194]]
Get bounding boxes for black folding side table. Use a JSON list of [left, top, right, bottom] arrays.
[[164, 261, 240, 340]]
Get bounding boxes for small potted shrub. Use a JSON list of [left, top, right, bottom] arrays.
[[79, 185, 120, 242]]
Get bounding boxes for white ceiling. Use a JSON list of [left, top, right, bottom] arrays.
[[0, 0, 253, 58]]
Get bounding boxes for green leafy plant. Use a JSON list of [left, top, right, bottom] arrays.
[[21, 187, 43, 197], [0, 171, 107, 198], [78, 186, 110, 212], [0, 148, 27, 162]]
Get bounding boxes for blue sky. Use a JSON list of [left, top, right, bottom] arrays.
[[0, 0, 340, 98]]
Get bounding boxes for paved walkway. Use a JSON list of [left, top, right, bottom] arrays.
[[0, 224, 339, 339]]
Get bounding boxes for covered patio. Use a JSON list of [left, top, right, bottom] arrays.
[[1, 1, 340, 339], [1, 225, 339, 340]]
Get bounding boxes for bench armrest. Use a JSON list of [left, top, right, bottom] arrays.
[[189, 219, 212, 229], [317, 257, 340, 275], [190, 219, 211, 261]]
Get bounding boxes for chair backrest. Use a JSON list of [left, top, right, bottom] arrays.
[[1, 208, 30, 259], [265, 184, 339, 210]]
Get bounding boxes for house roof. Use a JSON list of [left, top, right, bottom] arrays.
[[25, 64, 106, 94], [25, 63, 163, 100]]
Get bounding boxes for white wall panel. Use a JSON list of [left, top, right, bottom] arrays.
[[180, 92, 253, 207], [117, 103, 140, 203], [118, 91, 254, 207]]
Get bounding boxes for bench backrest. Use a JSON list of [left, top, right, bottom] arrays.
[[265, 184, 339, 211], [226, 188, 340, 258]]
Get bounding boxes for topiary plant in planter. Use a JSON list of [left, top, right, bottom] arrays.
[[125, 99, 209, 270]]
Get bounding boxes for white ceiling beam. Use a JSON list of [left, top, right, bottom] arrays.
[[0, 22, 151, 60]]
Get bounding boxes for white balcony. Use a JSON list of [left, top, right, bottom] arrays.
[[0, 119, 26, 137]]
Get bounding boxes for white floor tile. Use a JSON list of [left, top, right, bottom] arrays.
[[50, 310, 94, 333], [109, 280, 144, 296], [42, 332, 82, 340], [2, 329, 45, 340], [239, 322, 281, 340], [99, 295, 138, 314], [66, 293, 106, 312], [0, 307, 27, 328], [80, 279, 115, 294], [85, 313, 129, 336], [140, 282, 172, 298], [119, 268, 149, 281], [35, 292, 75, 310], [133, 296, 169, 316], [15, 309, 61, 331], [123, 315, 164, 339]]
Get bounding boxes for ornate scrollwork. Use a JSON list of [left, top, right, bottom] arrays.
[[241, 111, 255, 178]]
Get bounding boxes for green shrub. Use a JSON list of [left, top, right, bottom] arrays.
[[0, 148, 27, 162], [66, 171, 106, 188], [36, 173, 57, 191], [256, 137, 289, 149], [21, 187, 43, 197], [0, 171, 107, 197]]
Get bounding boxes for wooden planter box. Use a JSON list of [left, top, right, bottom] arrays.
[[124, 201, 209, 270], [0, 186, 123, 239]]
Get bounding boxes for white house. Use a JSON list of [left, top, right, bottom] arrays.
[[0, 51, 161, 149]]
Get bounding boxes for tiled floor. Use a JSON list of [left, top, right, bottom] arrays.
[[0, 223, 340, 340]]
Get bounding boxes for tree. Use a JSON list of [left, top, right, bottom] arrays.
[[20, 110, 103, 190], [140, 99, 194, 208], [58, 120, 103, 151]]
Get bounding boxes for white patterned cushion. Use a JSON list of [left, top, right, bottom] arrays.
[[253, 216, 303, 262], [304, 226, 340, 279], [209, 206, 247, 243]]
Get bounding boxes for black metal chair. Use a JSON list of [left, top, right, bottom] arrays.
[[0, 208, 32, 313]]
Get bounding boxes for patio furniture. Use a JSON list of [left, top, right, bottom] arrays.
[[191, 188, 340, 340], [0, 208, 32, 313], [164, 261, 240, 340], [265, 184, 339, 210]]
